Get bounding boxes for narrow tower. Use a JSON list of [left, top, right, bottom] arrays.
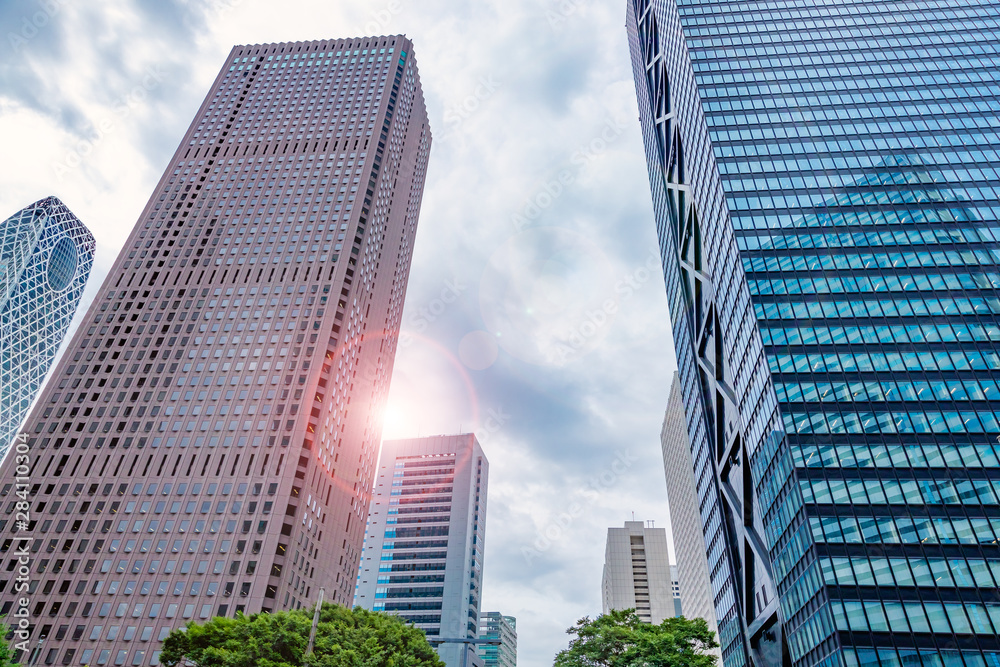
[[0, 197, 94, 460], [356, 434, 489, 667], [601, 521, 678, 625], [478, 612, 517, 667]]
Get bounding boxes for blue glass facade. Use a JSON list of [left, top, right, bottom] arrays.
[[629, 0, 1000, 665], [0, 197, 94, 461]]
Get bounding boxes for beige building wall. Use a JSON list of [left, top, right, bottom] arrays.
[[601, 521, 676, 624], [662, 372, 723, 661]]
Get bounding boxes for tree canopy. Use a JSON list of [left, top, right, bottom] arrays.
[[0, 627, 13, 667], [553, 608, 719, 667], [160, 603, 444, 667]]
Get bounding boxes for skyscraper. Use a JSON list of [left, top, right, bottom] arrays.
[[601, 521, 679, 624], [627, 0, 1000, 666], [661, 373, 720, 646], [478, 612, 517, 667], [0, 197, 94, 461], [356, 434, 489, 667], [0, 36, 430, 667]]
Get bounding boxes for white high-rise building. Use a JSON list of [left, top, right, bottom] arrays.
[[601, 521, 679, 624], [662, 373, 722, 659], [356, 434, 488, 667]]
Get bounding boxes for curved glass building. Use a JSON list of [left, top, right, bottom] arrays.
[[627, 0, 1000, 666], [0, 196, 94, 461]]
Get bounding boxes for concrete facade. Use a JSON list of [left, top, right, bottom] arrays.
[[0, 36, 430, 666], [601, 521, 678, 624], [356, 434, 488, 667]]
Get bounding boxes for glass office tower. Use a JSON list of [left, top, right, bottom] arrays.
[[627, 0, 1000, 666], [0, 197, 94, 461]]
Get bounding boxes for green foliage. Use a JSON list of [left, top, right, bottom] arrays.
[[553, 608, 719, 667], [160, 603, 445, 667], [0, 626, 13, 667]]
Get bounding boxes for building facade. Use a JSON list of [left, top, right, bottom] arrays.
[[356, 434, 489, 667], [0, 36, 430, 666], [661, 372, 720, 649], [0, 197, 94, 461], [601, 521, 679, 624], [628, 0, 1000, 666], [478, 612, 516, 667]]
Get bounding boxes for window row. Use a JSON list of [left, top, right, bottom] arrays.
[[688, 15, 1000, 45], [698, 53, 1000, 90], [775, 378, 1000, 405], [832, 597, 1000, 636], [792, 442, 1000, 469], [710, 113, 998, 145], [744, 248, 1000, 274], [783, 408, 1000, 435], [684, 4, 986, 30], [705, 80, 1000, 115], [723, 160, 998, 191], [755, 294, 1000, 321], [685, 12, 995, 48], [820, 555, 1000, 589], [718, 132, 1000, 166], [737, 200, 981, 231], [750, 270, 1000, 297], [729, 185, 1000, 212], [801, 475, 1000, 506], [761, 321, 1000, 348], [686, 19, 999, 48], [769, 348, 1000, 376], [843, 646, 1000, 667], [809, 513, 1000, 545], [736, 220, 998, 251]]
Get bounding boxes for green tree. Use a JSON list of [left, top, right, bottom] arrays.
[[0, 626, 13, 667], [553, 608, 719, 667], [160, 603, 444, 667]]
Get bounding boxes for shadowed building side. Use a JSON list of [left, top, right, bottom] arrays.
[[662, 372, 723, 663]]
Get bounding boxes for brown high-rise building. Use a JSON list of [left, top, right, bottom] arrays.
[[0, 36, 430, 666]]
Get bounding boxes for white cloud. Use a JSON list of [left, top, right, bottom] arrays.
[[0, 1, 679, 664]]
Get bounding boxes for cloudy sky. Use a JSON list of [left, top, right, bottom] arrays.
[[0, 0, 679, 663]]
